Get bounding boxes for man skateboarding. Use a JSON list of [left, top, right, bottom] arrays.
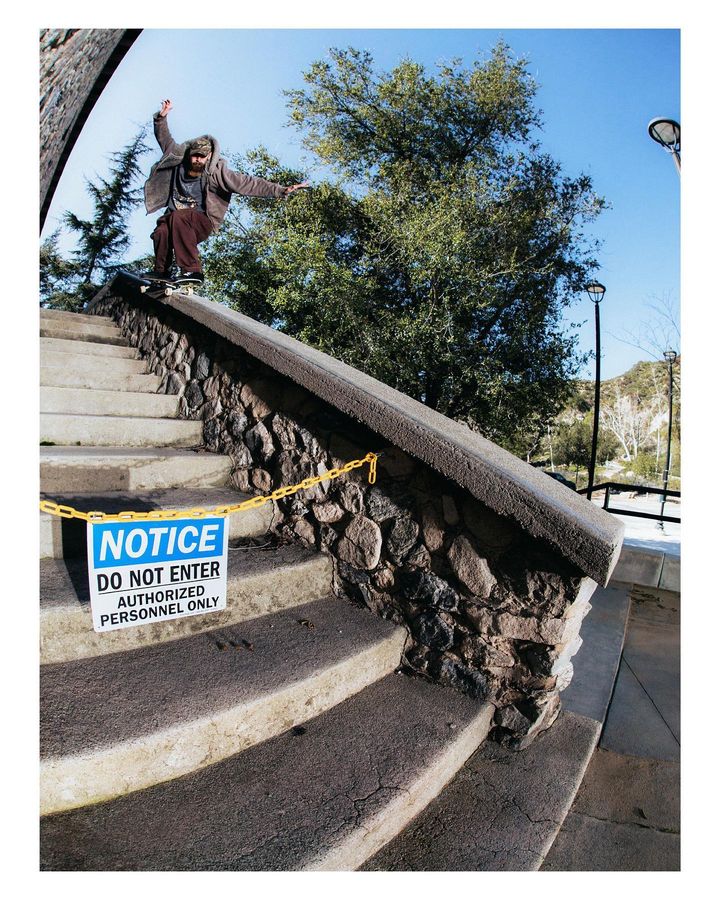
[[143, 99, 307, 286]]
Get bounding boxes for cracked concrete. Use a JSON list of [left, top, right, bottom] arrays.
[[361, 709, 600, 870], [361, 582, 644, 871], [542, 810, 679, 871]]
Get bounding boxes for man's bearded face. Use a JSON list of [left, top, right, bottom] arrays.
[[187, 153, 209, 175]]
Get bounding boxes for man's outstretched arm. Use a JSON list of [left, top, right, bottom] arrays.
[[220, 166, 309, 200]]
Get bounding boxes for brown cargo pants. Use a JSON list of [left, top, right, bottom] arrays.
[[151, 208, 214, 273]]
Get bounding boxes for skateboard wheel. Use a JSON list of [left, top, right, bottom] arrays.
[[164, 287, 173, 296]]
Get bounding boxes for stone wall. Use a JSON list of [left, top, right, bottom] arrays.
[[94, 287, 598, 748], [39, 28, 140, 229]]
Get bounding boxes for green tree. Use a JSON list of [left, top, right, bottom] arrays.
[[39, 230, 83, 311], [554, 418, 618, 473], [41, 128, 151, 311], [624, 450, 661, 484], [204, 43, 606, 452]]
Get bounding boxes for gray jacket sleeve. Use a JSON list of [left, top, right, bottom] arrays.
[[153, 114, 184, 157], [216, 161, 287, 199]]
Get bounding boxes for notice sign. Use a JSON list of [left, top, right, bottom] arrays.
[[87, 516, 228, 632]]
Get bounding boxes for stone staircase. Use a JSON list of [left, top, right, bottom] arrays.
[[39, 308, 496, 870]]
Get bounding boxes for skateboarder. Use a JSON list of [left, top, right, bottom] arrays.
[[143, 99, 307, 285]]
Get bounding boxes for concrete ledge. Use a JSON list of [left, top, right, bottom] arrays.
[[613, 542, 680, 591], [96, 275, 625, 586]]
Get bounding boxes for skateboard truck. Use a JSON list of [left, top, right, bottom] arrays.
[[138, 277, 197, 298], [117, 270, 199, 299]]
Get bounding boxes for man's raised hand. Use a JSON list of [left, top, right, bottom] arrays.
[[159, 99, 173, 118], [284, 181, 310, 197]]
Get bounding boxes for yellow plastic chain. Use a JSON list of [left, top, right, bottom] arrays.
[[39, 452, 377, 523]]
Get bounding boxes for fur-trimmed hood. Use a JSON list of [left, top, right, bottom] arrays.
[[157, 132, 221, 173]]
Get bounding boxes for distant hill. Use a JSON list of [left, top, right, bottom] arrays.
[[565, 357, 681, 417], [543, 356, 681, 488]]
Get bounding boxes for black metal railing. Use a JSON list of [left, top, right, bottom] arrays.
[[581, 482, 681, 524]]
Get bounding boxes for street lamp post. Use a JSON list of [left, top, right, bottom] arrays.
[[648, 118, 681, 176], [660, 350, 677, 521], [586, 281, 606, 500]]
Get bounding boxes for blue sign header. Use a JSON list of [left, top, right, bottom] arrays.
[[91, 517, 226, 569]]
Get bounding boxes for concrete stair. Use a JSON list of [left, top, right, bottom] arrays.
[[40, 545, 332, 663], [40, 544, 333, 663], [39, 321, 197, 447], [41, 336, 139, 358], [39, 308, 498, 871], [41, 368, 163, 391], [39, 486, 276, 559], [40, 308, 114, 327], [40, 674, 493, 870], [41, 352, 150, 375], [39, 308, 131, 347], [40, 321, 131, 345], [40, 447, 233, 492], [40, 412, 203, 447], [360, 586, 633, 871], [40, 596, 408, 815], [41, 385, 181, 418]]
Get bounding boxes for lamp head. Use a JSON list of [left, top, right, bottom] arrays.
[[648, 118, 681, 151], [586, 281, 606, 304]]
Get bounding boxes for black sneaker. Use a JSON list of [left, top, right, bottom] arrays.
[[143, 269, 174, 282], [175, 271, 204, 284]]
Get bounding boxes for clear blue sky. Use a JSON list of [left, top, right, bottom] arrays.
[[41, 28, 680, 380]]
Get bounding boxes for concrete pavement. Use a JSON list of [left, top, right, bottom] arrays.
[[542, 583, 680, 870]]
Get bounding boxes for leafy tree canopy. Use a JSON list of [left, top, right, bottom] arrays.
[[203, 43, 607, 452]]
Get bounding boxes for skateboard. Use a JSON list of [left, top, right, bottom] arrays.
[[138, 276, 198, 298]]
